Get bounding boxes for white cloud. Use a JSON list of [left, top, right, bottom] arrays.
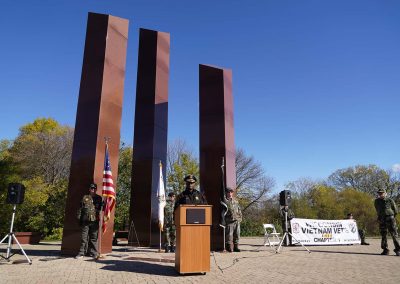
[[392, 164, 400, 173]]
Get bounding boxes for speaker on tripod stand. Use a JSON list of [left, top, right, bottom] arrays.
[[279, 190, 291, 246], [0, 183, 32, 264], [279, 190, 291, 207], [6, 183, 25, 205], [276, 190, 310, 254]]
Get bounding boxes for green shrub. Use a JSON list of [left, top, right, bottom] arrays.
[[240, 220, 264, 236], [45, 227, 63, 241]]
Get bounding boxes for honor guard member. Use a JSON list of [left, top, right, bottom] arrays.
[[175, 175, 207, 210], [223, 187, 242, 252], [75, 183, 103, 259], [164, 192, 176, 253], [280, 205, 295, 246], [346, 213, 369, 245], [374, 188, 400, 256]]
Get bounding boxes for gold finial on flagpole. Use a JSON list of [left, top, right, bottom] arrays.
[[104, 136, 111, 146]]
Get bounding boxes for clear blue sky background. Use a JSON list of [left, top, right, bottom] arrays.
[[1, 0, 400, 190]]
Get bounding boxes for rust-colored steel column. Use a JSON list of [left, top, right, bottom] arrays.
[[199, 64, 236, 251], [130, 29, 170, 247], [61, 12, 129, 255]]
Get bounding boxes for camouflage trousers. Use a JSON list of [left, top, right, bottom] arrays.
[[78, 221, 99, 256], [225, 220, 240, 245], [358, 229, 366, 243], [164, 224, 176, 247], [379, 216, 400, 251]]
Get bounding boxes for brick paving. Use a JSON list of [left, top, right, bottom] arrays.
[[1, 238, 399, 283]]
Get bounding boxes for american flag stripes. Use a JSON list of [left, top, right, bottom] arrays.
[[102, 143, 116, 233]]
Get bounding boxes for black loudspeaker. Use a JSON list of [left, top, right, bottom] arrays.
[[7, 183, 25, 204], [279, 190, 291, 206]]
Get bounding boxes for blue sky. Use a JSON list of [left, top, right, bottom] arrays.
[[1, 0, 400, 190]]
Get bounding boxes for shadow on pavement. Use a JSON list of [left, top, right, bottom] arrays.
[[112, 247, 157, 253], [21, 249, 60, 257], [311, 250, 381, 256], [98, 259, 179, 276], [0, 248, 60, 258], [36, 242, 62, 246]]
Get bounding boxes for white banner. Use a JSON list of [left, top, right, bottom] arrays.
[[290, 218, 361, 245]]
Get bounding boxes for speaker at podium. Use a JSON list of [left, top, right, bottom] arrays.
[[174, 205, 212, 275]]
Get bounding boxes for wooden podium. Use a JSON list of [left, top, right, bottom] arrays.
[[175, 205, 212, 274]]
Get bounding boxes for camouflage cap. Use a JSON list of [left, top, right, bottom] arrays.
[[89, 183, 97, 189], [184, 174, 197, 183], [377, 188, 386, 193], [225, 187, 234, 193]]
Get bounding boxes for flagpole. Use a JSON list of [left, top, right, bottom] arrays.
[[221, 157, 227, 253], [159, 227, 162, 253], [98, 209, 103, 258], [159, 160, 162, 253]]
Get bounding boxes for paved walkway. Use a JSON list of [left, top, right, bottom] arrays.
[[1, 238, 399, 283]]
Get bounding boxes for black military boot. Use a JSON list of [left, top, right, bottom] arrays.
[[394, 250, 400, 256], [361, 241, 370, 245], [381, 249, 389, 255], [164, 245, 170, 253], [170, 246, 175, 253], [226, 243, 233, 252], [233, 244, 241, 252]]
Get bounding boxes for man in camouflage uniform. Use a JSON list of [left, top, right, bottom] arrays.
[[374, 188, 400, 256], [280, 205, 295, 246], [174, 175, 207, 210], [75, 183, 103, 259], [164, 192, 176, 253], [222, 187, 242, 252]]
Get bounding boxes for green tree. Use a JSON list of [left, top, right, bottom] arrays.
[[0, 177, 49, 234], [0, 139, 20, 194], [115, 144, 133, 230], [338, 188, 377, 235], [309, 185, 344, 219], [328, 165, 390, 195], [42, 179, 68, 237], [10, 118, 73, 185], [167, 140, 199, 194], [0, 118, 72, 238]]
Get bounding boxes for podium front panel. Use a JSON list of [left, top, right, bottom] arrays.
[[175, 205, 212, 274]]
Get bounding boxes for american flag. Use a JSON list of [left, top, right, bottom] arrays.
[[102, 144, 116, 233]]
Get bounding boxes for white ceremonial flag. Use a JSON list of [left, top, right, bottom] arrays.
[[157, 161, 167, 231]]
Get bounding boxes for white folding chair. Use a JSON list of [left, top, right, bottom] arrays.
[[263, 224, 281, 247]]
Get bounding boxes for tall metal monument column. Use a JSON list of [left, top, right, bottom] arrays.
[[199, 64, 236, 251], [61, 12, 129, 255], [130, 29, 170, 247]]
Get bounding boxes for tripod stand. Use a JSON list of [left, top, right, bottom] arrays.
[[0, 204, 32, 264], [275, 209, 310, 254]]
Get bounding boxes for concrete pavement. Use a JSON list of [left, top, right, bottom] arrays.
[[1, 238, 399, 283]]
